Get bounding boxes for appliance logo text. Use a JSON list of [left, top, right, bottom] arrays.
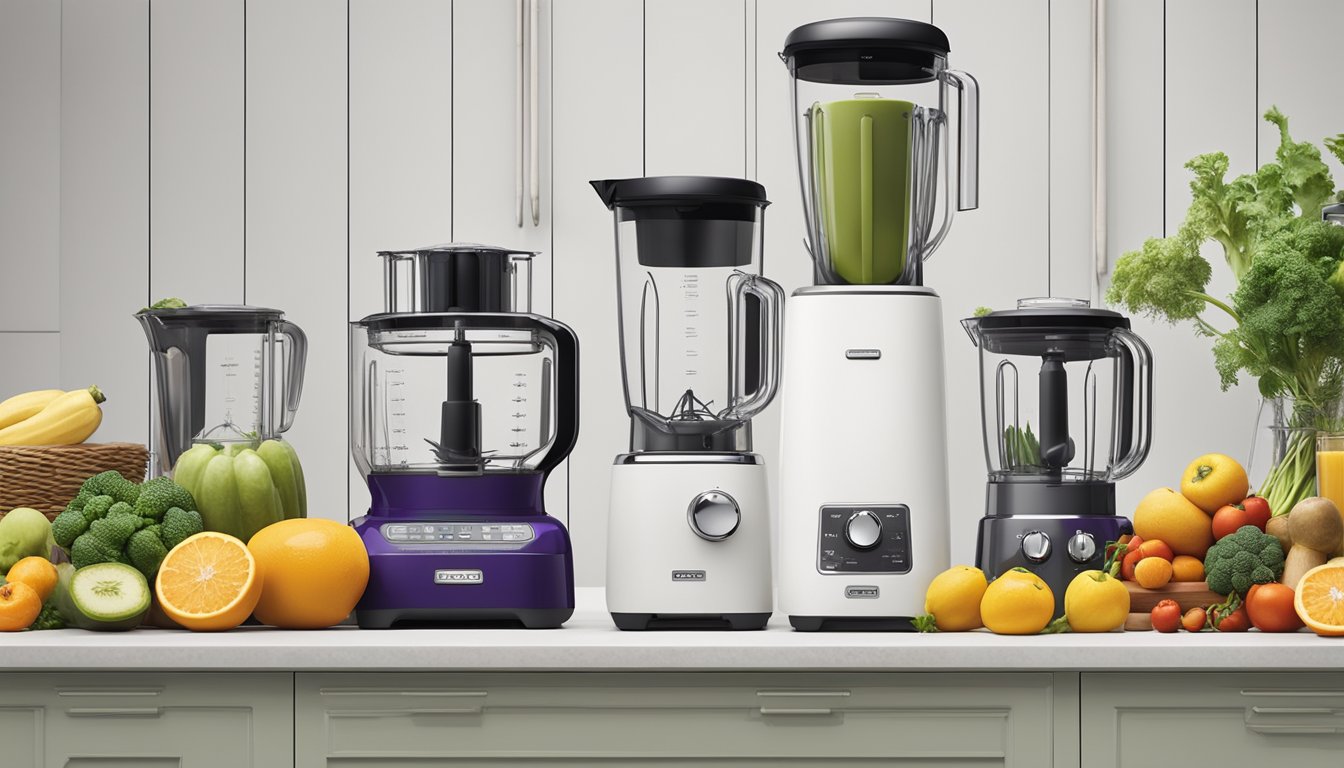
[[845, 585, 880, 599], [434, 569, 484, 585], [671, 570, 707, 582]]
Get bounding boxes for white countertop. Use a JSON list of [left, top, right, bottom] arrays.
[[4, 588, 1343, 672]]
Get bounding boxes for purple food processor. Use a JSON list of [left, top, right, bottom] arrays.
[[349, 245, 578, 628]]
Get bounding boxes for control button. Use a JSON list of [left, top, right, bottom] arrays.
[[844, 510, 883, 550], [687, 491, 741, 542], [1021, 530, 1051, 562], [1067, 532, 1097, 563]]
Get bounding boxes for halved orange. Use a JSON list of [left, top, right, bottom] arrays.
[[155, 532, 262, 632], [1294, 564, 1344, 637]]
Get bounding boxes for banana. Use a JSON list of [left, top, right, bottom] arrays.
[[0, 386, 106, 446], [0, 389, 64, 430]]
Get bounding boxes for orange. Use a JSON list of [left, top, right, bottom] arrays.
[[1133, 488, 1215, 558], [6, 556, 57, 602], [1134, 556, 1174, 589], [1294, 564, 1344, 636], [1180, 453, 1250, 514], [155, 532, 261, 631], [0, 581, 42, 631], [1171, 555, 1205, 582], [247, 518, 369, 629]]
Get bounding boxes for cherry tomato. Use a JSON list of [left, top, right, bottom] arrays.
[[1245, 582, 1304, 632], [1150, 599, 1181, 633], [1240, 495, 1272, 530], [1210, 599, 1249, 632], [1181, 606, 1207, 632], [1212, 505, 1254, 540], [1106, 534, 1139, 561], [1121, 549, 1144, 581]]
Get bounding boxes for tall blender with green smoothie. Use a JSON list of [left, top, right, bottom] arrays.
[[776, 18, 979, 630]]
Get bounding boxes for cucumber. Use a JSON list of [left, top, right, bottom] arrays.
[[55, 562, 149, 631]]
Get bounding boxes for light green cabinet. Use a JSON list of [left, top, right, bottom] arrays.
[[295, 672, 1079, 767], [1081, 672, 1344, 768], [0, 672, 293, 767]]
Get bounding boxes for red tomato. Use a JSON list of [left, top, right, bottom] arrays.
[[1210, 602, 1249, 632], [1211, 505, 1253, 540], [1181, 606, 1207, 632], [1137, 539, 1174, 562], [1121, 549, 1144, 581], [1245, 583, 1304, 632], [1150, 599, 1181, 633], [1240, 495, 1272, 530]]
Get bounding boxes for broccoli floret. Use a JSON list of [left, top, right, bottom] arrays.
[[160, 507, 203, 550], [133, 477, 196, 522], [1205, 525, 1286, 596], [70, 514, 139, 569], [127, 526, 169, 578], [79, 495, 115, 525], [51, 507, 91, 549], [73, 471, 139, 508], [1106, 226, 1213, 323], [105, 501, 151, 530], [29, 600, 65, 630]]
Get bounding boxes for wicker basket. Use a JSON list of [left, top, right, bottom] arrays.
[[0, 443, 149, 520]]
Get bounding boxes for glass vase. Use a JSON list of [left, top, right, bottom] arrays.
[[1248, 395, 1335, 517]]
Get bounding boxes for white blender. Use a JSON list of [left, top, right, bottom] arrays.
[[776, 18, 980, 630], [592, 176, 784, 630]]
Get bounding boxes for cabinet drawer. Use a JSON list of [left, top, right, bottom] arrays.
[[1083, 672, 1344, 768], [0, 672, 293, 768], [297, 672, 1068, 767]]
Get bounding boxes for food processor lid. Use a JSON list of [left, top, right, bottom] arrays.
[[378, 242, 537, 259], [964, 299, 1132, 361], [971, 298, 1131, 332], [780, 17, 950, 84], [590, 176, 769, 213]]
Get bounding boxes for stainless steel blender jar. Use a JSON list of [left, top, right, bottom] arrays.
[[962, 299, 1153, 616], [592, 176, 783, 630]]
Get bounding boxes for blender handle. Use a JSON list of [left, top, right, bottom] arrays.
[[1109, 327, 1153, 480], [276, 320, 308, 433], [944, 69, 979, 212], [725, 272, 785, 421]]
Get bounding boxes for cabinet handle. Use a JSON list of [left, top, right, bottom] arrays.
[[759, 707, 834, 716], [1241, 689, 1344, 698], [56, 688, 163, 698], [528, 0, 539, 226], [514, 0, 525, 227], [341, 707, 485, 717], [1245, 705, 1344, 735], [65, 707, 163, 718], [318, 688, 488, 699], [756, 690, 852, 698]]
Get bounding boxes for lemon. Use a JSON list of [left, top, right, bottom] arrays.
[[923, 565, 988, 631], [980, 567, 1055, 634], [1063, 570, 1130, 632]]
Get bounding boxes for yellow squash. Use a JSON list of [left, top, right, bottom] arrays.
[[0, 389, 64, 430], [0, 386, 105, 446]]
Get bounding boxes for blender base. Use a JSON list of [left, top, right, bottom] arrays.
[[357, 607, 573, 630], [611, 612, 771, 631], [788, 616, 916, 632], [976, 513, 1133, 619]]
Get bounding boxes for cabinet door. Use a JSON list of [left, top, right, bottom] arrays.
[[1082, 672, 1344, 768], [296, 671, 1073, 767], [0, 672, 293, 768]]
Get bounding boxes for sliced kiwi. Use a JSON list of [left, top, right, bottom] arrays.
[[69, 563, 150, 628]]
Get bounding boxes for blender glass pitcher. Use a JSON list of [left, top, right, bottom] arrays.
[[781, 17, 979, 285], [137, 305, 307, 477], [961, 299, 1154, 484], [592, 176, 784, 452]]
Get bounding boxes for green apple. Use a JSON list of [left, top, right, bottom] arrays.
[[0, 506, 53, 571]]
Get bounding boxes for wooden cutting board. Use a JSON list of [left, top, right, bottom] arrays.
[[1124, 581, 1222, 613]]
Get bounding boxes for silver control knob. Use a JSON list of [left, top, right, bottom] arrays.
[[1021, 530, 1052, 562], [844, 510, 883, 550], [687, 491, 740, 542], [1067, 532, 1098, 563]]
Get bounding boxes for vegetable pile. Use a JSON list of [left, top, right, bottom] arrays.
[[51, 471, 203, 579], [1107, 108, 1344, 515]]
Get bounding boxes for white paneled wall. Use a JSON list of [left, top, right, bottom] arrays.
[[16, 0, 1294, 586]]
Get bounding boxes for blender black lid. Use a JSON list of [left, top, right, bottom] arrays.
[[972, 305, 1131, 332], [378, 242, 536, 258], [590, 176, 768, 210], [135, 304, 285, 330], [780, 17, 950, 84]]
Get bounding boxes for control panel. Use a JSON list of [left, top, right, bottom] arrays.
[[817, 505, 911, 574], [381, 522, 535, 546]]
